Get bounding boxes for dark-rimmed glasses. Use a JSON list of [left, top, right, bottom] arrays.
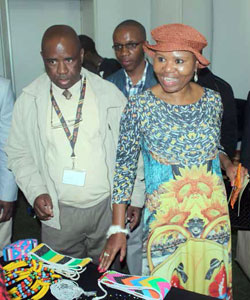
[[112, 42, 143, 52]]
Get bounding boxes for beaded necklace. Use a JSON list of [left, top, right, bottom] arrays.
[[3, 257, 61, 299]]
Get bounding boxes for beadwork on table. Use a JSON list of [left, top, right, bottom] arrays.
[[3, 239, 38, 262], [0, 264, 10, 300], [3, 243, 170, 299], [93, 271, 171, 300], [29, 243, 92, 280], [29, 243, 92, 269], [50, 279, 97, 300], [3, 257, 61, 299]]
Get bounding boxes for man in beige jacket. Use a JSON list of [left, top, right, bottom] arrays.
[[6, 25, 144, 264]]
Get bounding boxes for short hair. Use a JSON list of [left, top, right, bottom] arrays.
[[42, 25, 81, 53], [78, 34, 97, 54], [114, 20, 146, 41]]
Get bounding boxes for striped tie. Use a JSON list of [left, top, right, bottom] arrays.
[[62, 89, 72, 100]]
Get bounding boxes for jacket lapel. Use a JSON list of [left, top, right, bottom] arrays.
[[23, 73, 50, 149]]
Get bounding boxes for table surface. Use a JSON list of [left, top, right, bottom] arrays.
[[2, 258, 218, 300], [82, 264, 218, 300], [81, 264, 217, 300]]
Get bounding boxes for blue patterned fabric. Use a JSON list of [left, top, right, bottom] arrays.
[[112, 87, 232, 298], [112, 88, 223, 204]]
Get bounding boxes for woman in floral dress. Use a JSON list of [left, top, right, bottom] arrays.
[[99, 24, 245, 299]]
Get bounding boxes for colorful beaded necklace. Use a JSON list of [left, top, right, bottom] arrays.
[[3, 257, 61, 299]]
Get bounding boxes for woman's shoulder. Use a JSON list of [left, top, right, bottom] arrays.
[[203, 87, 221, 99], [202, 87, 222, 105], [202, 87, 223, 113], [129, 89, 155, 105]]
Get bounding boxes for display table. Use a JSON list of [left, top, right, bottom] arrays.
[[78, 264, 218, 300], [2, 257, 217, 300]]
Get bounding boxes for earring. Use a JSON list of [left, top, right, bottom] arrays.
[[194, 70, 198, 82]]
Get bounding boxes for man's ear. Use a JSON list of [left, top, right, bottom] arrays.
[[40, 51, 45, 61]]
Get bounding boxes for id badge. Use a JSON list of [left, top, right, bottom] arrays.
[[62, 169, 86, 186]]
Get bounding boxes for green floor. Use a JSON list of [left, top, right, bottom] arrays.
[[12, 191, 250, 299]]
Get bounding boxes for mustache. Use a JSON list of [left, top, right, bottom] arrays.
[[57, 76, 69, 80]]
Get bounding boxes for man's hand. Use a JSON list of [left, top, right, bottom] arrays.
[[0, 200, 14, 223], [127, 205, 142, 231], [34, 194, 54, 221]]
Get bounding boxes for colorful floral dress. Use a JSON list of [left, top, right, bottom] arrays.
[[112, 88, 232, 299]]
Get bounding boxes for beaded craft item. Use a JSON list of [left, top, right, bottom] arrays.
[[3, 239, 38, 262], [94, 271, 171, 300], [0, 264, 10, 300], [3, 257, 61, 300], [50, 279, 96, 300], [29, 243, 92, 280]]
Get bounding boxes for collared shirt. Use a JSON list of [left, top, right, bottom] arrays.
[[46, 78, 110, 208], [124, 60, 148, 98]]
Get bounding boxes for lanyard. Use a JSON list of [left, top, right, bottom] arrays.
[[50, 77, 86, 169]]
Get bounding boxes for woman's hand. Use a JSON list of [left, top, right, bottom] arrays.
[[98, 203, 127, 273], [225, 162, 248, 186], [220, 152, 248, 186], [224, 163, 237, 186], [98, 233, 127, 273]]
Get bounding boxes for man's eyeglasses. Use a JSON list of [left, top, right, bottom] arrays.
[[112, 42, 143, 52]]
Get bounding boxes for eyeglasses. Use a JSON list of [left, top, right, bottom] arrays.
[[112, 42, 143, 52], [51, 107, 83, 129], [51, 118, 83, 129]]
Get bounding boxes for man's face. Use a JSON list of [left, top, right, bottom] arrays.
[[41, 37, 84, 89], [113, 25, 145, 73]]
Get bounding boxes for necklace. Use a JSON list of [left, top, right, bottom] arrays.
[[3, 257, 61, 299]]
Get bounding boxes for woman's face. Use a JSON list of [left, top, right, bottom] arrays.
[[153, 50, 198, 93]]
